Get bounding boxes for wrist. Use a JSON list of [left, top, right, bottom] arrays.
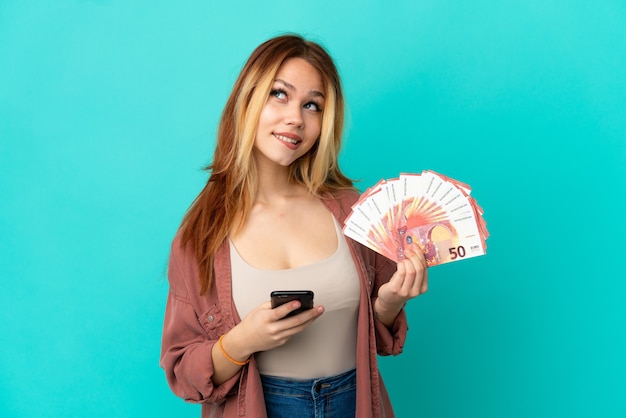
[[374, 297, 404, 328], [375, 297, 404, 315], [219, 330, 251, 365]]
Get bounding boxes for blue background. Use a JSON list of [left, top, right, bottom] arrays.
[[1, 1, 625, 417]]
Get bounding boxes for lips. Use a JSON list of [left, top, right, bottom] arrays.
[[273, 132, 302, 149]]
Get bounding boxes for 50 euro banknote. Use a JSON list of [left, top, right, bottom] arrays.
[[343, 170, 489, 266]]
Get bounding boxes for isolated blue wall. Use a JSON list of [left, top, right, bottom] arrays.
[[1, 1, 625, 417]]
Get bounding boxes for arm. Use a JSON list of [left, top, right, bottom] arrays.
[[369, 248, 428, 355], [212, 301, 325, 384], [160, 293, 241, 403], [161, 237, 325, 397], [160, 244, 240, 404]]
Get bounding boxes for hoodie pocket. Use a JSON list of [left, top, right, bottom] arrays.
[[198, 304, 227, 339]]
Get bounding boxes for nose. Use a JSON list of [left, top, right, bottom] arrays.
[[284, 103, 304, 128]]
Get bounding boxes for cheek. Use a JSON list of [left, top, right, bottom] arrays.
[[305, 116, 323, 139], [258, 101, 282, 125], [257, 107, 272, 129]]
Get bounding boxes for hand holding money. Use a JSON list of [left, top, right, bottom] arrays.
[[343, 170, 489, 267]]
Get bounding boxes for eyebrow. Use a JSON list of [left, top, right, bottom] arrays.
[[275, 78, 325, 99]]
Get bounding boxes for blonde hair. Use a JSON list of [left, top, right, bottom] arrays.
[[180, 34, 354, 294]]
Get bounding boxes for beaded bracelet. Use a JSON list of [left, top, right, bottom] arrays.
[[218, 335, 250, 366]]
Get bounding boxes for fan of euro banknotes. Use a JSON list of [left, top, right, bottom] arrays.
[[343, 170, 489, 266]]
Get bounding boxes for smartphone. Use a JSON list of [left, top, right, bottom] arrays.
[[270, 290, 314, 318]]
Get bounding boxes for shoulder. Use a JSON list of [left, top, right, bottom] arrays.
[[169, 231, 189, 266], [323, 190, 397, 279], [168, 230, 230, 299], [332, 188, 361, 205], [167, 231, 199, 299], [321, 188, 361, 221]]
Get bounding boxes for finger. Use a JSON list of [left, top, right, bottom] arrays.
[[389, 260, 407, 291], [420, 270, 428, 294], [297, 305, 325, 326], [260, 301, 273, 310], [405, 248, 427, 270], [272, 305, 325, 337], [382, 255, 426, 305], [403, 251, 427, 296], [395, 257, 423, 296], [398, 258, 417, 296], [411, 254, 428, 296], [283, 304, 324, 326], [271, 300, 302, 320]]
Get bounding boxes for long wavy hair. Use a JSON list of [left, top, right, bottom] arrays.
[[179, 34, 355, 295]]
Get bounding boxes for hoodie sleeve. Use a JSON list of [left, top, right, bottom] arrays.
[[371, 250, 409, 356], [159, 238, 241, 405]]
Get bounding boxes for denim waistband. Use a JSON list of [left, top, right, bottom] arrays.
[[260, 368, 357, 397]]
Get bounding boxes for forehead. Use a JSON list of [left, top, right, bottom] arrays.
[[274, 57, 324, 92]]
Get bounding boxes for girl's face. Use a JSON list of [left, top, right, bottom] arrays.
[[253, 57, 325, 169]]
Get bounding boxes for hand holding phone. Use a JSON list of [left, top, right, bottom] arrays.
[[270, 290, 314, 318]]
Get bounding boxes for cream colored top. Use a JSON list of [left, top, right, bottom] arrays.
[[230, 217, 360, 379]]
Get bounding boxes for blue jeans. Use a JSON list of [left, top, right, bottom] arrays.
[[260, 368, 356, 418]]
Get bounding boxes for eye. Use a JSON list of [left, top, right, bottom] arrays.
[[270, 88, 287, 100], [304, 101, 323, 112]]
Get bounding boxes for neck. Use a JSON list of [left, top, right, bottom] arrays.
[[254, 159, 306, 203]]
